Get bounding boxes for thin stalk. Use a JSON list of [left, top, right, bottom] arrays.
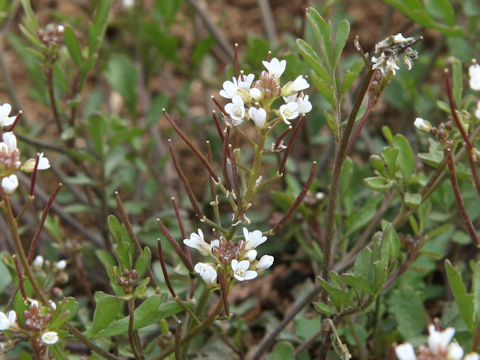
[[243, 129, 267, 204], [156, 218, 194, 272], [274, 125, 292, 151], [322, 69, 375, 282], [128, 299, 143, 360], [27, 183, 62, 263], [279, 116, 305, 174], [207, 143, 222, 225], [45, 67, 63, 134], [344, 106, 375, 158], [13, 255, 27, 299], [446, 152, 479, 246], [175, 321, 183, 360]]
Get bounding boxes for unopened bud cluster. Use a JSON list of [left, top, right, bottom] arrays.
[[37, 24, 64, 46], [371, 33, 419, 75], [116, 269, 139, 288], [220, 57, 312, 127], [184, 228, 274, 286]]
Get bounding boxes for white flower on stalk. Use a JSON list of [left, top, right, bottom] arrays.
[[428, 325, 455, 355], [256, 255, 274, 271], [2, 132, 17, 150], [469, 62, 480, 91], [395, 343, 416, 360], [33, 255, 44, 270], [245, 249, 257, 262], [262, 58, 286, 78], [55, 260, 67, 270], [224, 95, 245, 126], [194, 262, 217, 286], [1, 174, 18, 194], [446, 342, 464, 360], [465, 353, 480, 360], [282, 75, 310, 96], [0, 103, 16, 127], [231, 259, 257, 281], [220, 73, 255, 99], [0, 311, 17, 331], [183, 229, 212, 256], [22, 153, 50, 173], [414, 117, 432, 133], [248, 107, 267, 127], [250, 88, 263, 100], [243, 228, 267, 250], [279, 102, 299, 125], [41, 331, 59, 345]]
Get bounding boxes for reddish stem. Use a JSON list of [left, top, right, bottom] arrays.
[[274, 125, 292, 151], [344, 106, 374, 158], [27, 183, 63, 263], [156, 218, 194, 272], [8, 111, 22, 132], [446, 152, 480, 246], [157, 239, 177, 298], [212, 111, 225, 143], [29, 154, 40, 197]]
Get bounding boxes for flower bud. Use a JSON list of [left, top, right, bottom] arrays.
[[414, 117, 432, 133]]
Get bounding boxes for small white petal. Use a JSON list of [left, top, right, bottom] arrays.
[[262, 58, 286, 78], [256, 255, 274, 271], [0, 312, 10, 331], [243, 228, 267, 250], [464, 353, 480, 360], [250, 88, 263, 100], [56, 260, 67, 270], [49, 300, 57, 310], [395, 343, 416, 360], [183, 229, 211, 256], [220, 80, 238, 99], [2, 132, 17, 150], [245, 249, 257, 262], [248, 107, 267, 127], [37, 153, 50, 170], [2, 174, 19, 194], [0, 103, 15, 127], [446, 342, 463, 360], [414, 117, 432, 132], [279, 102, 299, 124], [33, 255, 44, 269], [428, 325, 455, 355], [475, 101, 480, 119], [41, 331, 59, 345], [194, 262, 217, 286]]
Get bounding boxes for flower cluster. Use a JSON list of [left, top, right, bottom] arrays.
[[219, 57, 312, 127], [371, 33, 419, 75], [395, 325, 479, 360], [0, 103, 50, 194], [184, 228, 274, 286], [469, 61, 480, 119]]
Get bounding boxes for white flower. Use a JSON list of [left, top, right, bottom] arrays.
[[231, 259, 257, 281], [55, 260, 67, 270], [183, 229, 211, 256], [414, 117, 432, 132], [464, 353, 480, 360], [224, 95, 245, 126], [250, 88, 263, 100], [41, 331, 59, 345], [245, 249, 257, 262], [282, 75, 310, 96], [0, 103, 16, 127], [395, 343, 416, 360], [122, 0, 134, 8], [0, 311, 17, 331], [237, 73, 255, 90], [2, 132, 17, 150], [256, 255, 274, 271], [37, 153, 50, 170], [243, 228, 267, 250], [296, 94, 312, 114], [49, 300, 57, 310], [279, 102, 299, 125], [2, 174, 19, 194], [428, 325, 455, 355], [33, 255, 44, 270], [393, 33, 408, 44], [27, 299, 40, 308], [194, 262, 217, 286], [220, 79, 239, 99], [262, 58, 286, 78], [446, 342, 463, 360], [475, 101, 480, 119], [469, 63, 480, 91], [248, 107, 267, 127]]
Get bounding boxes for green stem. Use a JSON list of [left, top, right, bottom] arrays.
[[243, 130, 267, 205]]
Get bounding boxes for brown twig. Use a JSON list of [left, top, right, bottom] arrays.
[[13, 255, 27, 299]]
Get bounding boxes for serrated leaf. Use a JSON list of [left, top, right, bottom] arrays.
[[445, 260, 475, 330], [97, 298, 185, 337]]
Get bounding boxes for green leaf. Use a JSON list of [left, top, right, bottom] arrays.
[[87, 113, 106, 156], [445, 260, 475, 330], [49, 297, 79, 329], [311, 70, 336, 109], [135, 248, 151, 279], [341, 58, 365, 96], [88, 0, 111, 53], [313, 301, 335, 316], [317, 276, 354, 310], [333, 20, 350, 68], [104, 55, 138, 115], [424, 0, 455, 26], [364, 176, 394, 192], [296, 39, 330, 84], [391, 287, 425, 339], [63, 26, 83, 67], [393, 135, 415, 181], [473, 261, 480, 319], [272, 342, 295, 360], [192, 36, 215, 68], [306, 8, 332, 70], [97, 297, 185, 337], [341, 273, 373, 295], [404, 193, 422, 207], [87, 292, 123, 337]]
